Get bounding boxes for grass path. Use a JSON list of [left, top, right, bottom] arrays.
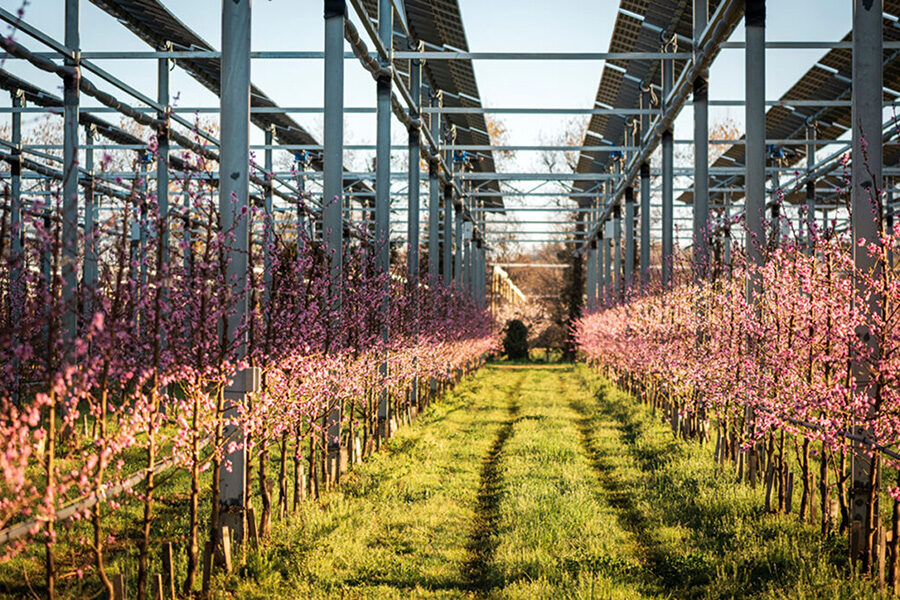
[[217, 362, 887, 599]]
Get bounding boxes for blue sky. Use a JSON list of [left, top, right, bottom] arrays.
[[0, 0, 856, 245]]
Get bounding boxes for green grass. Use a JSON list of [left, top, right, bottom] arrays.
[[211, 360, 890, 599], [571, 369, 888, 599], [4, 361, 890, 599]]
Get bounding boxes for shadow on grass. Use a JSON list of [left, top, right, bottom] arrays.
[[461, 378, 523, 593], [568, 389, 713, 596], [572, 374, 855, 598]]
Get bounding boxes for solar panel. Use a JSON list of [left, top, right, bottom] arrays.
[[680, 0, 900, 206], [574, 0, 717, 189], [88, 0, 358, 188], [363, 0, 503, 209]]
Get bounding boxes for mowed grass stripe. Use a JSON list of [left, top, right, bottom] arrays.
[[488, 364, 650, 600], [214, 362, 886, 600], [221, 366, 526, 599]]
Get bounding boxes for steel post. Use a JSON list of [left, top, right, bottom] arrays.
[[324, 0, 346, 472], [376, 0, 393, 442], [743, 0, 766, 494], [9, 88, 23, 404], [9, 89, 23, 328], [407, 50, 422, 288], [264, 126, 274, 300], [324, 0, 345, 315], [296, 154, 307, 255], [375, 0, 392, 281], [454, 204, 463, 287], [182, 184, 191, 277], [806, 121, 817, 251], [463, 218, 472, 293], [62, 0, 80, 346], [586, 200, 595, 309], [625, 186, 635, 291], [602, 223, 611, 304], [477, 240, 485, 308], [661, 41, 674, 289], [723, 191, 732, 269], [693, 0, 709, 279], [613, 204, 622, 302], [428, 90, 441, 282], [218, 0, 254, 543], [443, 182, 453, 286], [850, 0, 883, 564], [887, 177, 894, 268], [157, 48, 170, 268], [640, 85, 652, 289], [477, 200, 486, 307], [587, 244, 597, 309], [83, 125, 96, 317], [406, 48, 422, 417], [595, 197, 602, 303], [769, 158, 781, 248], [40, 176, 51, 295], [745, 0, 766, 302], [139, 157, 148, 301]]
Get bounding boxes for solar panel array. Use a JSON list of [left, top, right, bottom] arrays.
[[362, 0, 503, 209], [575, 0, 722, 181], [89, 0, 325, 158], [676, 1, 900, 206]]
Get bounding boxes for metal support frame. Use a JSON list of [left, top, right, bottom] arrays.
[[2, 6, 895, 570], [157, 47, 169, 271], [639, 162, 651, 287], [741, 0, 767, 500], [745, 0, 766, 301], [581, 0, 743, 250], [324, 0, 344, 314], [639, 85, 652, 288], [407, 51, 422, 287], [587, 242, 597, 309], [62, 0, 79, 348], [805, 121, 817, 251], [593, 200, 600, 308], [693, 0, 709, 279], [454, 202, 463, 287], [428, 90, 441, 282], [476, 238, 485, 307], [264, 126, 274, 299], [218, 0, 254, 544], [443, 180, 453, 287], [661, 40, 675, 289], [887, 177, 894, 267], [463, 218, 472, 293], [406, 44, 422, 417], [9, 87, 24, 405], [723, 190, 732, 268], [9, 88, 23, 324], [602, 222, 611, 304], [850, 0, 883, 564], [624, 186, 635, 290], [296, 154, 308, 252], [770, 157, 782, 248], [83, 124, 97, 317], [586, 200, 596, 309], [613, 204, 622, 302], [324, 0, 346, 475], [375, 0, 393, 442]]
